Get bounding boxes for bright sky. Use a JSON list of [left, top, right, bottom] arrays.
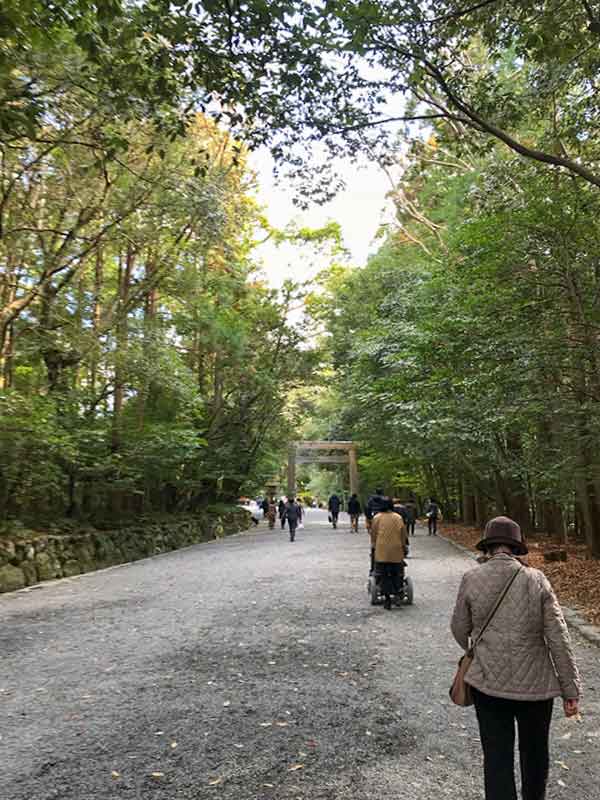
[[250, 148, 394, 286]]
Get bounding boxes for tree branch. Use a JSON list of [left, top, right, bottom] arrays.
[[427, 0, 503, 25], [424, 62, 600, 188], [326, 113, 470, 135], [371, 37, 600, 188]]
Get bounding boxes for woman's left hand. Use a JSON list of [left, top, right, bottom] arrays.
[[563, 698, 580, 718]]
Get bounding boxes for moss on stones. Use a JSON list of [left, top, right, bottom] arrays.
[[0, 508, 251, 594], [0, 564, 26, 592]]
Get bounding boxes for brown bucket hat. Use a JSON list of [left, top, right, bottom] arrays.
[[476, 515, 528, 555]]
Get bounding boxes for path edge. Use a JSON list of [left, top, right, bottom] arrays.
[[0, 523, 261, 599]]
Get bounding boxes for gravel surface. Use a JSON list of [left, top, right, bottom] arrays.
[[1, 510, 599, 800]]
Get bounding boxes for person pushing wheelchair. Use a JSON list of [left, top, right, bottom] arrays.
[[370, 497, 409, 610]]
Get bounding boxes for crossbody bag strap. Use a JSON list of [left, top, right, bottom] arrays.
[[471, 565, 522, 652]]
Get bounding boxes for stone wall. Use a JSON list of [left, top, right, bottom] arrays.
[[0, 509, 251, 594]]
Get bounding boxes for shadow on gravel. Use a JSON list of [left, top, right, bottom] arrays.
[[116, 608, 420, 799]]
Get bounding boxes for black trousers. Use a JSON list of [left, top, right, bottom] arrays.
[[374, 562, 403, 596], [428, 515, 438, 534], [472, 688, 554, 800]]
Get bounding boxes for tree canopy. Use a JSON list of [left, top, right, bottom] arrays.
[[4, 1, 600, 562]]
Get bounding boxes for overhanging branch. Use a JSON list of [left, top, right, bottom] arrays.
[[427, 0, 503, 25], [325, 112, 471, 135], [373, 38, 600, 189]]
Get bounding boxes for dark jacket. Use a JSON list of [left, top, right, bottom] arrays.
[[328, 495, 341, 513], [366, 493, 386, 520], [427, 502, 440, 519], [278, 499, 285, 517], [348, 496, 361, 515], [393, 503, 408, 525], [284, 502, 300, 523]]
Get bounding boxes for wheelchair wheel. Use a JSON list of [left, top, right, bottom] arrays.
[[404, 576, 414, 605], [369, 576, 379, 606]]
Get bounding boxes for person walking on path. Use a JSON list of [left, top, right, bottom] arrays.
[[393, 498, 408, 525], [392, 499, 411, 556], [405, 500, 417, 537], [370, 497, 408, 610], [283, 497, 301, 542], [451, 516, 581, 800], [328, 493, 341, 529], [426, 498, 441, 535], [365, 488, 386, 532], [267, 498, 277, 529], [347, 493, 361, 532], [261, 497, 269, 518], [278, 498, 286, 530]]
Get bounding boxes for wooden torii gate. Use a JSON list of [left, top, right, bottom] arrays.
[[287, 441, 359, 497]]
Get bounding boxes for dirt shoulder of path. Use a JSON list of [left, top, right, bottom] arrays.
[[440, 523, 600, 628]]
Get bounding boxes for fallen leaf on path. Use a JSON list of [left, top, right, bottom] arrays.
[[259, 722, 273, 727], [208, 777, 222, 786], [151, 772, 164, 779], [223, 701, 231, 707], [263, 783, 274, 788], [288, 764, 304, 772], [555, 761, 570, 770], [170, 742, 178, 749], [557, 779, 567, 787], [275, 722, 289, 727], [111, 771, 120, 779]]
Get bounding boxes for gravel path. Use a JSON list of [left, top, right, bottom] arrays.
[[1, 510, 599, 799]]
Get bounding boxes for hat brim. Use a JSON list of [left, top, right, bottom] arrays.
[[476, 536, 528, 556]]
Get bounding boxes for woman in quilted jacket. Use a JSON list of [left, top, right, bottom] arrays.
[[451, 516, 581, 800]]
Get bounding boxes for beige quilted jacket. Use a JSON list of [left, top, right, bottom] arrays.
[[451, 554, 581, 701]]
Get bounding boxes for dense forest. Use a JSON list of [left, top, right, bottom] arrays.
[[0, 2, 318, 522], [2, 2, 600, 557]]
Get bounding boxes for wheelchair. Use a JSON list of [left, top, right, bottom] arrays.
[[367, 560, 414, 607]]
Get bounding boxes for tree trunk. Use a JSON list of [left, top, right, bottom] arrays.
[[0, 253, 16, 389], [474, 491, 487, 529], [90, 244, 104, 392], [112, 246, 135, 452], [138, 254, 157, 432], [461, 478, 476, 525]]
